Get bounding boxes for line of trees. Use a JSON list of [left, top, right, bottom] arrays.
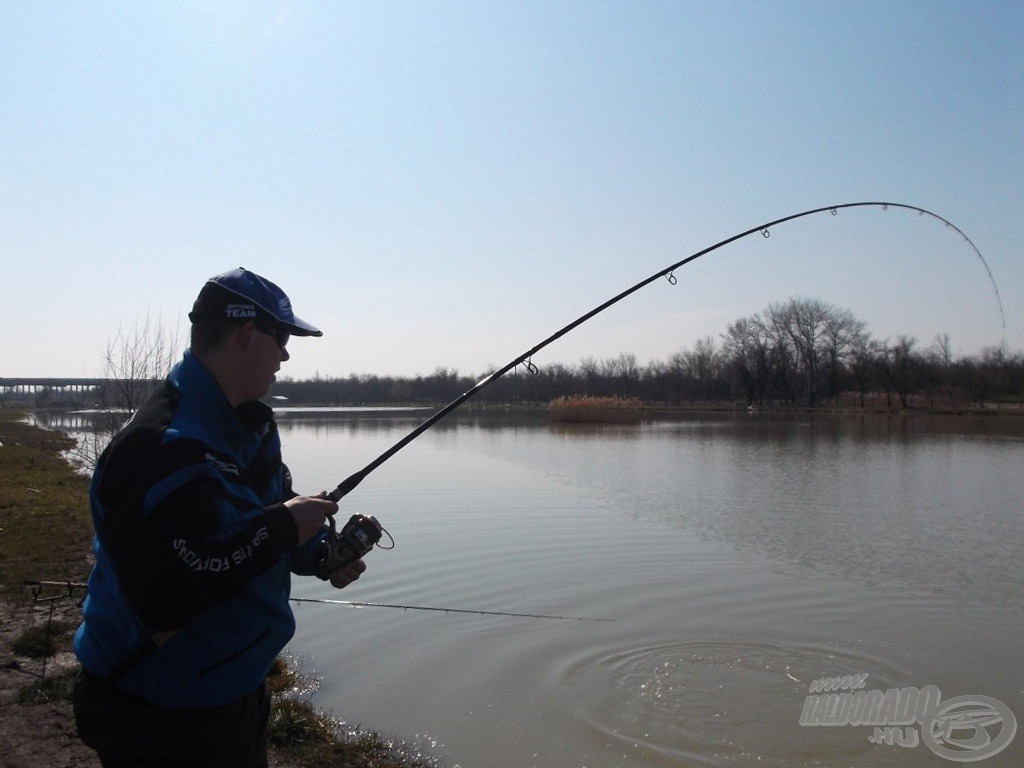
[[274, 297, 1023, 410]]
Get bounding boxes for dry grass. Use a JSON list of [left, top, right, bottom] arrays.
[[0, 413, 93, 599], [548, 395, 644, 423]]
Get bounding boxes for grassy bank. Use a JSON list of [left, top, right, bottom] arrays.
[[0, 412, 436, 768], [0, 414, 92, 597]]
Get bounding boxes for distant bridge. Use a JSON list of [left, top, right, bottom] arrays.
[[0, 378, 109, 394], [0, 378, 162, 408]]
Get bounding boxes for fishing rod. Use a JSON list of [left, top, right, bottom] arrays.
[[326, 200, 1004, 505], [291, 596, 612, 622]]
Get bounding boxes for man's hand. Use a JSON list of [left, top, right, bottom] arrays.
[[328, 559, 367, 590], [284, 495, 338, 544]]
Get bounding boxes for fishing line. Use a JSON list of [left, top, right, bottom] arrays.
[[327, 201, 1005, 505], [391, 435, 470, 521], [290, 596, 612, 622]]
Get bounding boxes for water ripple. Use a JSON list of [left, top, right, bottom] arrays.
[[561, 640, 912, 767]]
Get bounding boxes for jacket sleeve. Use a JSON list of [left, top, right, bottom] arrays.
[[290, 528, 329, 576], [94, 435, 299, 631], [280, 465, 329, 576]]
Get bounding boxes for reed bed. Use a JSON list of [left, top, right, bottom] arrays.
[[548, 395, 643, 424]]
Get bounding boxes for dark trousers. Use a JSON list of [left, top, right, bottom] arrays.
[[73, 671, 270, 768]]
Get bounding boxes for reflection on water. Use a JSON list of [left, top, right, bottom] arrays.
[[489, 413, 1024, 610], [36, 407, 1024, 767]]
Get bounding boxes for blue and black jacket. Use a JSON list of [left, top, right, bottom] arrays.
[[74, 351, 325, 708]]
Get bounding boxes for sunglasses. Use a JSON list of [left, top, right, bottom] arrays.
[[254, 322, 290, 350]]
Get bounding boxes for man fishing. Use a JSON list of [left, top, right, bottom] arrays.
[[72, 267, 365, 768]]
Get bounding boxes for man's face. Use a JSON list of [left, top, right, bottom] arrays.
[[246, 322, 290, 401]]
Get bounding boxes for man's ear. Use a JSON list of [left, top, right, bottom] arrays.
[[235, 321, 258, 352]]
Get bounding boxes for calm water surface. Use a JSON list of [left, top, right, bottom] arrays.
[[41, 408, 1024, 766], [276, 409, 1023, 768]]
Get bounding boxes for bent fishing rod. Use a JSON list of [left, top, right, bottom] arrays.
[[326, 200, 1004, 506]]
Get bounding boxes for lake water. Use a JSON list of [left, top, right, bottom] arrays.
[[39, 407, 1024, 766], [274, 409, 1024, 768]]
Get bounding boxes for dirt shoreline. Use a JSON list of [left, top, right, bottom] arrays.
[[0, 596, 303, 768], [0, 596, 99, 768]]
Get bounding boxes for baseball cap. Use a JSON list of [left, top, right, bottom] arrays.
[[188, 267, 323, 337]]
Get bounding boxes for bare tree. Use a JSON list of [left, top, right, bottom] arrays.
[[878, 336, 920, 409], [101, 313, 183, 413], [821, 304, 866, 401], [722, 316, 771, 405], [611, 352, 640, 396], [684, 336, 725, 401], [848, 336, 882, 407], [69, 314, 184, 471], [932, 333, 954, 369], [578, 356, 602, 396], [759, 307, 797, 404]]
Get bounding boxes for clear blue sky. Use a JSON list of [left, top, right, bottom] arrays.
[[3, 1, 1021, 380]]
